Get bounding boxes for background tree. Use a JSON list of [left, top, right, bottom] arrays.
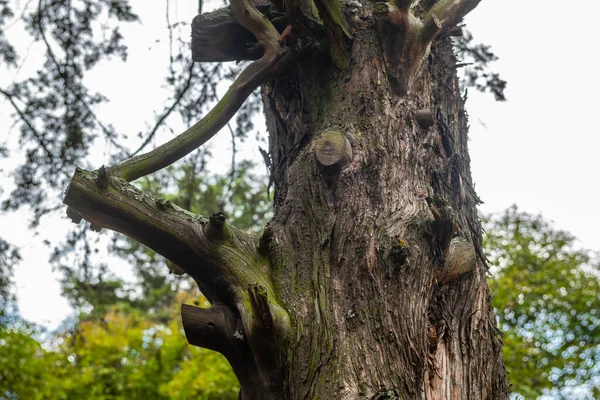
[[484, 206, 600, 399]]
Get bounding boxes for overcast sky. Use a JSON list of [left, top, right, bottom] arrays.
[[1, 0, 599, 330]]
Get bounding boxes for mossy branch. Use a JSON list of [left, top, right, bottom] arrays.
[[63, 168, 270, 302], [107, 0, 295, 182]]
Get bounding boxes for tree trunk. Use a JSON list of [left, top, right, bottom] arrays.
[[63, 0, 509, 398], [262, 27, 507, 400]]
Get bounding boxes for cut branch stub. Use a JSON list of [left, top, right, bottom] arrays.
[[181, 303, 240, 358], [66, 206, 82, 224], [415, 109, 434, 129], [205, 212, 233, 241], [192, 6, 269, 62], [314, 129, 353, 170], [436, 236, 476, 283]]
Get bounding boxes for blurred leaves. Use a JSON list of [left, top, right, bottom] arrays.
[[0, 293, 238, 399], [0, 238, 20, 305], [455, 29, 507, 101], [484, 206, 600, 399]]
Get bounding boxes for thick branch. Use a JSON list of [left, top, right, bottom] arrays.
[[63, 169, 280, 305], [64, 168, 207, 271], [425, 0, 482, 30]]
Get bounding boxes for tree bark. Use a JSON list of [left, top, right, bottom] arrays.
[[261, 6, 508, 399], [63, 0, 509, 398]]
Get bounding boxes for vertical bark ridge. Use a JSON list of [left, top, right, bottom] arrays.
[[263, 15, 508, 398]]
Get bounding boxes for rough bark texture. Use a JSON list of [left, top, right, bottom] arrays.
[[63, 0, 509, 398], [261, 10, 508, 400]]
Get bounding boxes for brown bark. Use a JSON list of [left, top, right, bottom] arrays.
[[261, 5, 508, 399], [63, 0, 508, 398]]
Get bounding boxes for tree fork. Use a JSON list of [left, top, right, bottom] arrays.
[[60, 0, 508, 397]]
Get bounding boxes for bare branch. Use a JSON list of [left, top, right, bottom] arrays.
[[425, 0, 482, 30], [64, 168, 208, 270], [109, 1, 295, 182], [129, 61, 195, 158], [0, 88, 54, 161], [63, 169, 282, 303]]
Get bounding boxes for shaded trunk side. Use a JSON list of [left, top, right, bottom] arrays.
[[263, 25, 507, 399]]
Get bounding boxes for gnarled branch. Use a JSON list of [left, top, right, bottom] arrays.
[[105, 0, 295, 182], [62, 2, 295, 397]]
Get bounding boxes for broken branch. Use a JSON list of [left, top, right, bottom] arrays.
[[181, 303, 241, 358]]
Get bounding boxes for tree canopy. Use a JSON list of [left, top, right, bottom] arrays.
[[484, 206, 600, 399]]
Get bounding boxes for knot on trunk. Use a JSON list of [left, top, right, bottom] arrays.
[[313, 129, 353, 173]]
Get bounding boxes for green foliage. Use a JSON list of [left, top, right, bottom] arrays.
[[484, 206, 600, 399], [1, 294, 238, 400], [0, 238, 20, 305]]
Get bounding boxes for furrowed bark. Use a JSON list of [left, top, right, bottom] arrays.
[[260, 0, 508, 396]]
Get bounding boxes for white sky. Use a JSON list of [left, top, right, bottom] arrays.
[[1, 0, 599, 331]]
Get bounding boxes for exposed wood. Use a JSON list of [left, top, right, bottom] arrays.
[[436, 236, 477, 283], [313, 129, 353, 169]]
